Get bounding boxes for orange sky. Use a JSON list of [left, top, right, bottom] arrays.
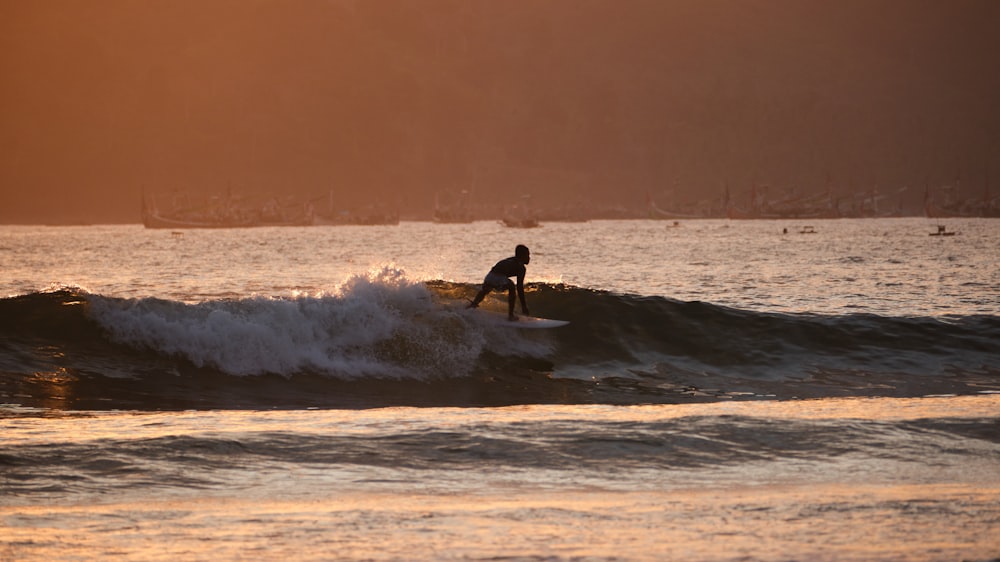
[[2, 0, 998, 223]]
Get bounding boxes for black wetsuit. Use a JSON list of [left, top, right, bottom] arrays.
[[469, 256, 529, 317], [487, 256, 526, 288]]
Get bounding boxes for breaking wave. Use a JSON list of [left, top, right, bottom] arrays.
[[1, 271, 998, 410]]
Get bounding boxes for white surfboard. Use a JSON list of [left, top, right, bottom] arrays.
[[478, 310, 569, 329], [508, 316, 569, 329]]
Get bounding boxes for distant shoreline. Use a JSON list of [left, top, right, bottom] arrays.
[[9, 213, 1000, 227]]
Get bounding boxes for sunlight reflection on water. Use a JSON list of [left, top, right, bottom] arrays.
[[2, 397, 999, 561], [3, 218, 999, 315]]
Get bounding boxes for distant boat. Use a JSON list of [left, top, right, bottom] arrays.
[[339, 204, 400, 226], [433, 208, 474, 223], [724, 185, 842, 219], [924, 183, 1000, 218], [929, 225, 956, 236], [500, 200, 540, 228], [925, 200, 978, 219], [646, 192, 705, 219], [142, 191, 315, 229], [142, 209, 256, 229], [347, 213, 400, 226], [500, 216, 540, 228]]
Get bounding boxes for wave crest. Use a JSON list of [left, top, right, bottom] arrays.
[[85, 268, 495, 378], [1, 278, 998, 410]]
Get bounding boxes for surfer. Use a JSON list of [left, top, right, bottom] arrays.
[[468, 244, 531, 321]]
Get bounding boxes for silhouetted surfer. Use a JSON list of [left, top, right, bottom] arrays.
[[468, 244, 531, 321]]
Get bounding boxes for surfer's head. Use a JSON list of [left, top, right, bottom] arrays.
[[515, 244, 530, 264]]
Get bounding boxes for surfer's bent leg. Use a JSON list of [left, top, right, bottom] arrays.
[[468, 284, 489, 308]]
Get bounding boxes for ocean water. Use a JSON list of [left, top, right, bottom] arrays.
[[1, 219, 999, 561]]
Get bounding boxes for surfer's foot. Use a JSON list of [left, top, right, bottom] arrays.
[[508, 314, 518, 321], [467, 300, 478, 309]]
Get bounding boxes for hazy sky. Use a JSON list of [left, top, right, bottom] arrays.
[[2, 0, 998, 223]]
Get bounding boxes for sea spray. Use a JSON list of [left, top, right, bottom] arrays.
[[84, 267, 553, 380]]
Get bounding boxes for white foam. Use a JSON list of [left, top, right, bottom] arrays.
[[88, 266, 546, 379]]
